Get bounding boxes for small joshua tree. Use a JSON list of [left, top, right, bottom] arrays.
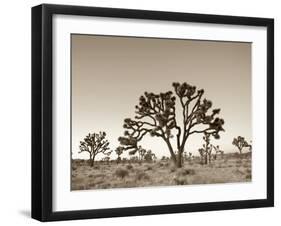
[[137, 146, 147, 161], [198, 133, 213, 164], [127, 146, 146, 162], [232, 136, 249, 155], [102, 156, 110, 165], [248, 140, 252, 152], [183, 151, 193, 162], [198, 148, 205, 164], [127, 145, 147, 162], [118, 82, 224, 168], [161, 156, 168, 161], [144, 150, 157, 162], [79, 131, 111, 167], [212, 145, 223, 160], [188, 152, 193, 162], [115, 146, 123, 164]]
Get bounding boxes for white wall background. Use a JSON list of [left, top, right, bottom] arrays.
[[0, 0, 279, 225]]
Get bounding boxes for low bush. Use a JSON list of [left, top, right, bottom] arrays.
[[145, 165, 153, 171], [93, 165, 100, 170], [135, 171, 150, 180], [173, 176, 189, 185], [170, 167, 176, 173], [115, 168, 129, 179], [245, 174, 252, 180], [126, 164, 133, 170], [177, 168, 195, 176]]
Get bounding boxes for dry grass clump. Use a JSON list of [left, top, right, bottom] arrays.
[[93, 165, 100, 170], [245, 168, 251, 174], [170, 167, 176, 173], [233, 169, 244, 175], [135, 171, 150, 180], [115, 168, 129, 179], [177, 168, 195, 176], [245, 168, 251, 180], [245, 174, 251, 179], [173, 175, 189, 185], [126, 164, 133, 170], [157, 161, 170, 168], [145, 165, 153, 171], [172, 168, 195, 185]]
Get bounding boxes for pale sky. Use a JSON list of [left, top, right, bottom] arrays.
[[71, 34, 252, 160]]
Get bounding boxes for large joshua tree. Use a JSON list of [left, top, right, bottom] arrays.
[[79, 132, 111, 167], [118, 82, 225, 168]]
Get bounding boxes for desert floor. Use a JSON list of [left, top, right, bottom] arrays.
[[71, 153, 251, 190]]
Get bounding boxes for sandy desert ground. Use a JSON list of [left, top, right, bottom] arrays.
[[71, 152, 251, 190]]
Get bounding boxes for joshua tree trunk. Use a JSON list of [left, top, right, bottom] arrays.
[[176, 151, 183, 168], [165, 138, 177, 166], [237, 148, 242, 159], [204, 154, 208, 165], [90, 155, 96, 167]]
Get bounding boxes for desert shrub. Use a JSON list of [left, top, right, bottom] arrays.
[[158, 162, 164, 167], [233, 169, 244, 175], [242, 163, 248, 168], [93, 173, 105, 178], [170, 167, 177, 173], [236, 159, 242, 164], [173, 176, 189, 185], [115, 168, 129, 179], [158, 161, 170, 168], [145, 166, 153, 171], [208, 163, 215, 168], [88, 174, 93, 178], [245, 174, 252, 179], [99, 183, 111, 189], [72, 166, 77, 171], [88, 180, 103, 188], [126, 164, 133, 170], [177, 168, 195, 176], [77, 185, 86, 190], [93, 165, 100, 170], [135, 171, 150, 180]]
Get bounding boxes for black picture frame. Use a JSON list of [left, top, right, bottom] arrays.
[[32, 3, 274, 222]]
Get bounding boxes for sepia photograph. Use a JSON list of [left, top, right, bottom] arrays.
[[71, 34, 252, 191], [31, 4, 273, 221]]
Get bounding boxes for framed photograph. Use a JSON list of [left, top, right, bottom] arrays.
[[32, 4, 274, 222]]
